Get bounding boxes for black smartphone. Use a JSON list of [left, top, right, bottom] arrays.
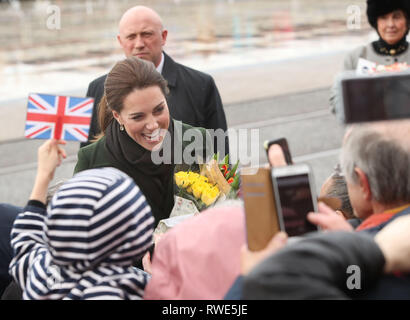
[[271, 164, 318, 237], [340, 72, 410, 123], [264, 138, 293, 165]]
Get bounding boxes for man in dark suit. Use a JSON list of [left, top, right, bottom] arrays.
[[82, 6, 229, 156]]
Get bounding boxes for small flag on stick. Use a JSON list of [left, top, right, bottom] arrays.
[[25, 93, 93, 142]]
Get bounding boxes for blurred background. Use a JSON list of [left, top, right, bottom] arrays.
[[0, 0, 377, 206]]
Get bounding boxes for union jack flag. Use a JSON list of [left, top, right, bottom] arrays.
[[25, 93, 94, 142]]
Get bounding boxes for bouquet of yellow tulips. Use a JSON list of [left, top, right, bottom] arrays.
[[175, 171, 220, 210], [174, 153, 240, 212]]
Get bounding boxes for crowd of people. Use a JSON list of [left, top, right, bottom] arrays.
[[1, 0, 410, 300]]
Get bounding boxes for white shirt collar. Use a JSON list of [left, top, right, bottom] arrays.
[[156, 52, 165, 74]]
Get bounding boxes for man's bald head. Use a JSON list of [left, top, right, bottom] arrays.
[[117, 6, 167, 67], [119, 6, 164, 33]]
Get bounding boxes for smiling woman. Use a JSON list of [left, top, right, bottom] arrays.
[[367, 0, 410, 57], [345, 0, 410, 68], [377, 10, 408, 46], [74, 57, 213, 226], [113, 86, 170, 151], [330, 0, 410, 113]]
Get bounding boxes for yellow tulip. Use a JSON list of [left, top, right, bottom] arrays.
[[198, 175, 209, 183], [175, 171, 191, 188], [201, 186, 220, 206], [175, 172, 186, 187], [192, 181, 206, 199], [175, 171, 221, 207], [187, 172, 200, 185]]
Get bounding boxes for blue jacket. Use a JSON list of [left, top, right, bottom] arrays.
[[238, 206, 410, 300], [0, 204, 22, 297]]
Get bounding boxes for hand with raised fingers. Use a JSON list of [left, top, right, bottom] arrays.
[[307, 202, 354, 232], [30, 139, 67, 204], [37, 139, 67, 181], [268, 144, 287, 168]]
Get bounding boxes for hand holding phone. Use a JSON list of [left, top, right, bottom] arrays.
[[242, 163, 318, 252], [264, 138, 293, 166], [240, 232, 288, 275], [271, 164, 318, 237], [307, 202, 353, 232]]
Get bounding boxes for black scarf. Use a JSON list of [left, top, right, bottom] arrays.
[[372, 35, 409, 56], [105, 119, 176, 226]]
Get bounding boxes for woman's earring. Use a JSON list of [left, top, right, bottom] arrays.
[[119, 124, 125, 131]]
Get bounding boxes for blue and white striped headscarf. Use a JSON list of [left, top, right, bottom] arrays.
[[10, 167, 155, 300]]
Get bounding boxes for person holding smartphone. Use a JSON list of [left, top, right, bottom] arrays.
[[308, 120, 410, 234], [330, 0, 410, 113], [241, 215, 410, 300]]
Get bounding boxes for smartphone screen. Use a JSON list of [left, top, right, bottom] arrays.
[[342, 73, 410, 123], [272, 169, 318, 237]]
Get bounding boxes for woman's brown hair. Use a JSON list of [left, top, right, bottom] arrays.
[[94, 57, 169, 140]]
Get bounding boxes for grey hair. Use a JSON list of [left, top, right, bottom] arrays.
[[341, 125, 410, 205]]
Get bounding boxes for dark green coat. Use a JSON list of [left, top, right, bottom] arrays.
[[74, 120, 213, 224]]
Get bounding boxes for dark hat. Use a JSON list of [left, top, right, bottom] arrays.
[[367, 0, 410, 28]]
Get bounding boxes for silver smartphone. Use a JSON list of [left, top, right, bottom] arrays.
[[271, 163, 318, 237]]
